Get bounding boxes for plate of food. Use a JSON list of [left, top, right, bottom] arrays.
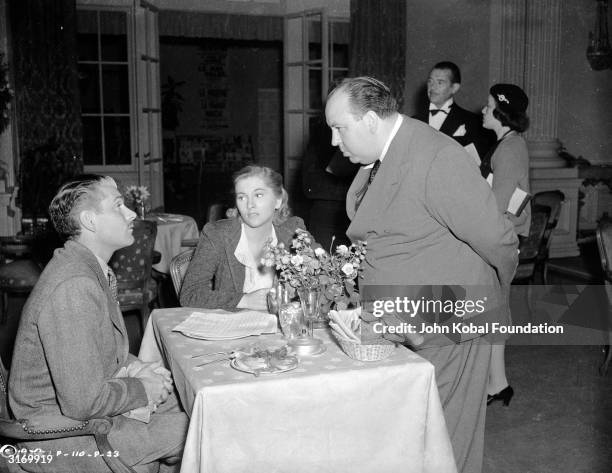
[[230, 344, 298, 376]]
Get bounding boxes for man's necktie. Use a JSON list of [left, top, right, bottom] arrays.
[[368, 159, 381, 184], [107, 267, 118, 302], [355, 160, 381, 211], [429, 109, 448, 116]]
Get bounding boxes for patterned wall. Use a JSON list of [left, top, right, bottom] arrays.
[[10, 0, 83, 217]]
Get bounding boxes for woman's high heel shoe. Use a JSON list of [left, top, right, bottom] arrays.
[[487, 385, 514, 406]]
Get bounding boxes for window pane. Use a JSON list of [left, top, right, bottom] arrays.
[[308, 68, 322, 110], [104, 117, 131, 165], [79, 64, 100, 113], [308, 19, 322, 61], [100, 11, 127, 62], [332, 44, 349, 69], [102, 65, 129, 113], [82, 117, 103, 165], [77, 10, 98, 61]]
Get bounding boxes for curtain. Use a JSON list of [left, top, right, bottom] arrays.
[[10, 0, 83, 218], [349, 0, 406, 110]]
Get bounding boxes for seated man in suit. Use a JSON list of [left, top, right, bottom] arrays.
[[9, 175, 188, 472], [325, 76, 518, 473], [414, 61, 495, 161]]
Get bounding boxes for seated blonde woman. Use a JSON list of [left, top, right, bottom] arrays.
[[180, 165, 312, 311]]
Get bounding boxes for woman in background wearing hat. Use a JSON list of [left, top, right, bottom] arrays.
[[480, 83, 531, 406]]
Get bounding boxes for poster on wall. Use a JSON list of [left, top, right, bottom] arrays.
[[197, 48, 229, 129]]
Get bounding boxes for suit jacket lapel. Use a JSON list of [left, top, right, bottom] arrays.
[[346, 167, 371, 221], [348, 117, 414, 225], [439, 104, 462, 137], [67, 241, 129, 363], [225, 218, 246, 293]]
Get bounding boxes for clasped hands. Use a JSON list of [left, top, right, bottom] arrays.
[[126, 360, 173, 409]]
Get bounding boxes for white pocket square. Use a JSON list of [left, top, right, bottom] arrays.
[[453, 124, 466, 137]]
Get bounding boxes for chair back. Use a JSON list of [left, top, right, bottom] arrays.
[[513, 204, 552, 283], [532, 190, 565, 257], [170, 248, 195, 296], [596, 217, 612, 281], [206, 202, 226, 223], [109, 219, 157, 292]]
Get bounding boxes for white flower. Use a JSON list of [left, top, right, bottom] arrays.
[[290, 255, 304, 266], [314, 247, 326, 257], [341, 263, 354, 276], [336, 245, 349, 255]]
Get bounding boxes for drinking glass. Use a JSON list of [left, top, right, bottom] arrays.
[[297, 287, 321, 338]]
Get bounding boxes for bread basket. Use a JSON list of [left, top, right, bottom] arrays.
[[334, 334, 395, 361]]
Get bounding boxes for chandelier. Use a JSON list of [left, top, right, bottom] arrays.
[[587, 0, 612, 70]]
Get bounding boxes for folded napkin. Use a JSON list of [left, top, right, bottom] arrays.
[[328, 308, 361, 343]]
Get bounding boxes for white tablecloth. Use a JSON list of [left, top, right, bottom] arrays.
[[139, 308, 457, 473], [146, 214, 199, 273]]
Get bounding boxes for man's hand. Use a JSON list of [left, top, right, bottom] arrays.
[[127, 360, 173, 405]]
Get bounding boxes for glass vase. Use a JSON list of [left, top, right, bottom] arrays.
[[136, 201, 146, 219], [297, 286, 321, 338], [271, 283, 303, 340]]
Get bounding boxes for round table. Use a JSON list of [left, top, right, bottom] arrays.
[[145, 213, 199, 274]]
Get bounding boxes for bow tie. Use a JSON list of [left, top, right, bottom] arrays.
[[429, 108, 449, 116]]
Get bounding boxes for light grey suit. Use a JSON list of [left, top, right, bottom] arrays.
[[9, 240, 188, 472], [346, 116, 518, 473]]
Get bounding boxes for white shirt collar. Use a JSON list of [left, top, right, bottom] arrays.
[[234, 223, 277, 269], [429, 98, 454, 113], [95, 254, 111, 276], [365, 114, 403, 168]]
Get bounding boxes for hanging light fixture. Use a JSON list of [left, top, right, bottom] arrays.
[[587, 0, 612, 70]]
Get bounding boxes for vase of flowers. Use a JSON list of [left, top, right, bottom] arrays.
[[125, 185, 150, 219], [262, 229, 367, 325]]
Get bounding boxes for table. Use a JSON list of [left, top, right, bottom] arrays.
[[139, 308, 457, 473], [145, 214, 199, 273]]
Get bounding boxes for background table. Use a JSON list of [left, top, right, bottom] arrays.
[[145, 214, 199, 274], [139, 308, 457, 473]]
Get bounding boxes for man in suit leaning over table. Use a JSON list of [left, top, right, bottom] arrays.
[[414, 61, 495, 161], [325, 77, 518, 473], [9, 175, 188, 473]]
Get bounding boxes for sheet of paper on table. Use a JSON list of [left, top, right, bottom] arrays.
[[173, 310, 278, 340]]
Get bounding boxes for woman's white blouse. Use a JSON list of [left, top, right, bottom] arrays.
[[234, 223, 277, 294]]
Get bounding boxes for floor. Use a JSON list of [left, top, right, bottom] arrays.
[[1, 241, 611, 473]]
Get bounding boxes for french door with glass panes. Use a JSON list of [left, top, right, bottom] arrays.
[[283, 9, 349, 197], [76, 0, 163, 208]]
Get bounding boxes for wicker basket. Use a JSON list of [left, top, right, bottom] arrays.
[[335, 336, 395, 361]]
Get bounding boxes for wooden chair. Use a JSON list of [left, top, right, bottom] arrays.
[[109, 219, 158, 333], [513, 204, 553, 285], [595, 217, 612, 375], [0, 357, 136, 473], [169, 248, 195, 297], [532, 190, 565, 284]]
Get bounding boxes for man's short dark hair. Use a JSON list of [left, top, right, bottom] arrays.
[[49, 174, 115, 240], [329, 76, 398, 119], [432, 61, 461, 84]]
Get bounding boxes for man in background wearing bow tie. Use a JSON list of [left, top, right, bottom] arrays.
[[415, 61, 495, 162]]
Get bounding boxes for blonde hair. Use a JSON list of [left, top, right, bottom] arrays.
[[232, 165, 291, 224]]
